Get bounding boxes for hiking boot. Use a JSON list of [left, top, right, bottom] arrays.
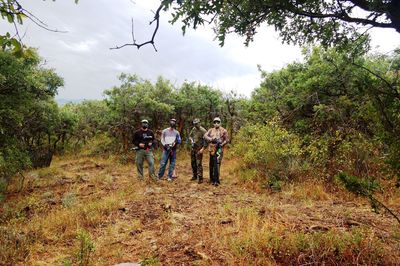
[[167, 177, 173, 182], [191, 176, 197, 181], [198, 178, 203, 184]]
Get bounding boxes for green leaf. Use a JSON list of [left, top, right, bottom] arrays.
[[6, 13, 13, 23]]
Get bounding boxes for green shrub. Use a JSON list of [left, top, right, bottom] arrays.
[[305, 130, 381, 180], [233, 122, 302, 185], [76, 229, 95, 266], [62, 192, 77, 208]]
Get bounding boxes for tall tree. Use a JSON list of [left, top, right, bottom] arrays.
[[0, 49, 65, 191]]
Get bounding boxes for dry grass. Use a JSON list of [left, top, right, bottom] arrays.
[[1, 153, 399, 265]]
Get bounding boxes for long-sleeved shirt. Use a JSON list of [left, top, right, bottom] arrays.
[[204, 127, 229, 146], [160, 128, 181, 149], [189, 126, 207, 147], [133, 128, 155, 149]]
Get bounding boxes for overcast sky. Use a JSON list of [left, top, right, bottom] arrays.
[[2, 0, 400, 100]]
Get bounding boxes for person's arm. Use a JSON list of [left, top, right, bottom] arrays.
[[189, 128, 194, 139], [160, 130, 166, 146], [133, 130, 141, 147], [175, 131, 182, 145], [201, 128, 207, 147], [148, 131, 155, 147], [204, 129, 212, 142], [221, 128, 229, 146]]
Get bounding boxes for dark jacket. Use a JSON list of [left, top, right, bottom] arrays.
[[133, 128, 155, 150]]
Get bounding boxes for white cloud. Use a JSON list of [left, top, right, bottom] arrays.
[[213, 73, 261, 97], [6, 0, 399, 101], [58, 39, 98, 53], [112, 62, 133, 72]]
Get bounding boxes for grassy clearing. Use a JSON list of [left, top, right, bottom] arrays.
[[218, 206, 393, 265], [1, 154, 399, 265]]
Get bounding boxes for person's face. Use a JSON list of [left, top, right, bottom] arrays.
[[213, 120, 220, 128], [194, 122, 200, 129], [170, 120, 176, 128], [142, 122, 148, 129]]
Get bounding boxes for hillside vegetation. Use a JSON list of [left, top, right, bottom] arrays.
[[1, 153, 400, 265], [1, 40, 400, 265]]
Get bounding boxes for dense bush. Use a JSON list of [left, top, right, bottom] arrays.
[[233, 122, 302, 188], [0, 49, 68, 196], [243, 43, 400, 185]]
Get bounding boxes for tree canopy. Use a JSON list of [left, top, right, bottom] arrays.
[[166, 0, 400, 47], [115, 0, 400, 49], [1, 1, 399, 52]]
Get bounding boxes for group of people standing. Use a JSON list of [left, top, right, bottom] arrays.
[[133, 117, 229, 186]]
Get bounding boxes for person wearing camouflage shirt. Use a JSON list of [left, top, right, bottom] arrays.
[[204, 117, 229, 186], [189, 118, 207, 183]]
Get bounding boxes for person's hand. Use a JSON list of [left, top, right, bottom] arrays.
[[198, 148, 204, 155], [212, 138, 221, 144], [139, 143, 145, 148], [148, 142, 152, 147], [164, 144, 170, 150]]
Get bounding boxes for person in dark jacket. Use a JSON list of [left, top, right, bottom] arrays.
[[133, 119, 156, 180]]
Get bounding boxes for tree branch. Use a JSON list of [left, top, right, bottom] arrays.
[[285, 3, 393, 29], [110, 1, 166, 51], [352, 61, 400, 100]]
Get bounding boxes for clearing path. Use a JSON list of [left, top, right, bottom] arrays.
[[1, 154, 399, 265]]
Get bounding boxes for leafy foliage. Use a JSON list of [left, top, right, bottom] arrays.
[[337, 172, 400, 224], [76, 228, 95, 266], [0, 0, 79, 56], [337, 172, 380, 197], [0, 49, 67, 196], [167, 0, 400, 47], [233, 122, 302, 187], [244, 43, 400, 181], [99, 74, 229, 152]]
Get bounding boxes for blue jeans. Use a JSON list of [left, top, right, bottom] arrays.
[[158, 149, 176, 178]]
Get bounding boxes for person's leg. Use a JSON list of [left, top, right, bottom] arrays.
[[146, 151, 156, 179], [158, 150, 168, 178], [190, 148, 197, 180], [167, 150, 176, 179], [215, 150, 223, 185], [136, 150, 145, 179], [209, 153, 215, 184], [197, 149, 203, 183]]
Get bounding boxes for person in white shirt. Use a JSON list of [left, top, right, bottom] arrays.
[[157, 118, 181, 181]]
